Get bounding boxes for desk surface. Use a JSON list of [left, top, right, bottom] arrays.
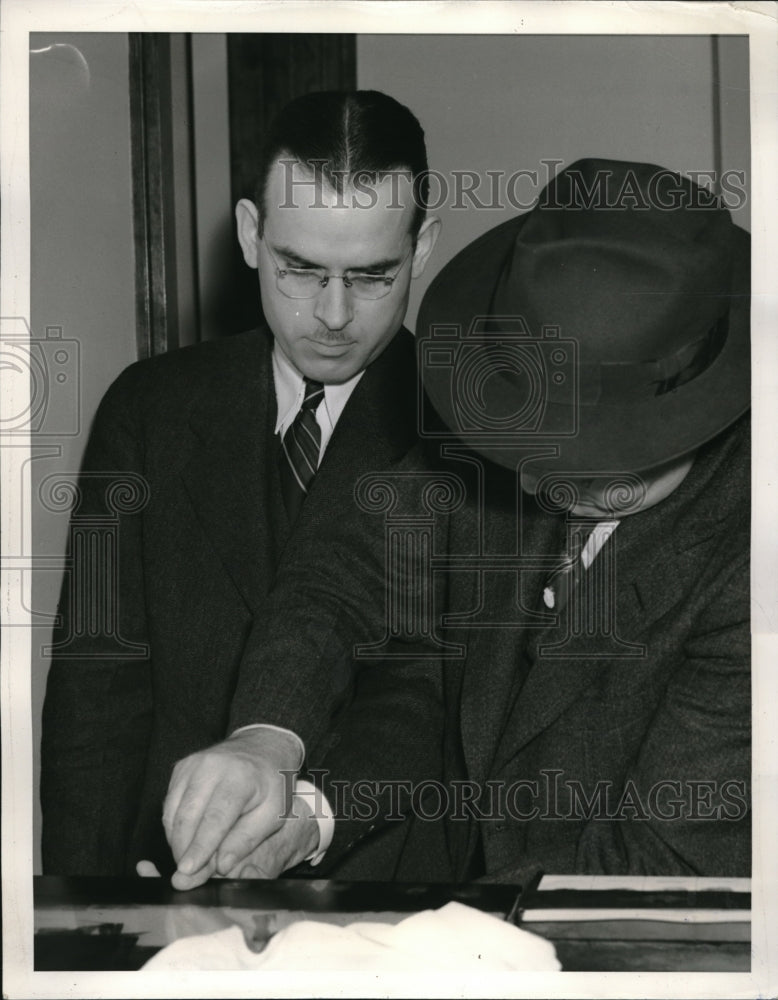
[[34, 874, 751, 973]]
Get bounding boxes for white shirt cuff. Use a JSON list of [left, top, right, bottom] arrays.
[[229, 723, 305, 770], [295, 779, 335, 866]]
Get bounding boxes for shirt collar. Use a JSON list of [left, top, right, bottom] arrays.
[[272, 343, 364, 435], [580, 520, 620, 570]]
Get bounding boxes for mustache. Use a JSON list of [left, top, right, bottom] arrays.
[[308, 329, 352, 342]]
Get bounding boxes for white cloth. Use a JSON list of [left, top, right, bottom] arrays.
[[142, 901, 561, 972]]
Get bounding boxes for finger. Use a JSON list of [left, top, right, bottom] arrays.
[[171, 855, 217, 891], [136, 859, 161, 878], [162, 759, 188, 826], [223, 850, 277, 879], [167, 790, 215, 869], [171, 869, 211, 891], [234, 863, 273, 880], [214, 771, 300, 873], [164, 756, 253, 863], [162, 762, 205, 863], [225, 820, 307, 881], [214, 801, 285, 875], [168, 762, 249, 869], [176, 778, 256, 875], [230, 842, 284, 880], [162, 756, 201, 836]]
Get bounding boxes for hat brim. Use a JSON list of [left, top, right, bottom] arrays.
[[417, 214, 750, 473]]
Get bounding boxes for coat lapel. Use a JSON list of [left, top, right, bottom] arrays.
[[488, 418, 747, 774], [292, 328, 420, 538], [458, 489, 563, 787], [180, 330, 279, 615], [321, 327, 419, 471], [181, 326, 417, 617]]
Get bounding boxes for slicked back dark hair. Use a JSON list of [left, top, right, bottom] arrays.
[[254, 90, 429, 238]]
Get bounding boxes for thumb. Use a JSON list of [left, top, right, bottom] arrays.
[[136, 859, 162, 878]]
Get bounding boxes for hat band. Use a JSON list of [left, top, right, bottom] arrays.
[[559, 313, 729, 407]]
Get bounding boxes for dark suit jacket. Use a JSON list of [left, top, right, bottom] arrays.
[[441, 415, 750, 881], [40, 326, 448, 879], [193, 406, 752, 883]]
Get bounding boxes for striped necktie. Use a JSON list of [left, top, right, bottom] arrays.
[[279, 378, 325, 522]]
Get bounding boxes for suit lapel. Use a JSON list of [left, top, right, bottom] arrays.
[[181, 330, 279, 615], [324, 327, 418, 468], [296, 328, 419, 522], [459, 490, 562, 787], [181, 326, 417, 615], [490, 491, 676, 776], [488, 420, 747, 773]]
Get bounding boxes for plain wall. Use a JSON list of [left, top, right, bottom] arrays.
[[357, 34, 750, 330], [30, 33, 137, 874]]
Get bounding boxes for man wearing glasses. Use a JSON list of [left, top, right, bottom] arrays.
[[41, 90, 442, 885]]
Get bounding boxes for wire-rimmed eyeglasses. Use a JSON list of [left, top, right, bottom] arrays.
[[264, 241, 413, 300]]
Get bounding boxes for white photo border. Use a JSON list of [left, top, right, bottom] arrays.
[[2, 2, 776, 997]]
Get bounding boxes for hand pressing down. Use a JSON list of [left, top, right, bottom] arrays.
[[137, 796, 319, 884], [159, 728, 320, 890]]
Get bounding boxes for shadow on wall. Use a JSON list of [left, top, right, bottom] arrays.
[[200, 214, 264, 340]]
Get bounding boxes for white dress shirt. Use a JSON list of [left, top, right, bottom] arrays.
[[272, 346, 363, 461], [543, 520, 620, 609]]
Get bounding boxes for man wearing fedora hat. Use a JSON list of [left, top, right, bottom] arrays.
[[417, 158, 750, 879], [165, 157, 748, 882], [186, 157, 749, 883], [84, 151, 748, 884]]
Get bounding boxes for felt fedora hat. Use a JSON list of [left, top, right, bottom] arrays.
[[417, 158, 750, 473]]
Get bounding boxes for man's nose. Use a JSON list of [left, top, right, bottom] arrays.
[[312, 277, 353, 331]]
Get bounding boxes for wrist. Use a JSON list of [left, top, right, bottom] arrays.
[[295, 779, 334, 865], [228, 725, 304, 771], [292, 792, 322, 861]]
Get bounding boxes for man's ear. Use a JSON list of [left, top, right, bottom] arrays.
[[411, 215, 441, 279], [235, 198, 260, 269]]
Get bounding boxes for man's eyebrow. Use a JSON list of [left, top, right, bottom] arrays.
[[356, 255, 404, 273], [272, 245, 321, 268], [272, 243, 404, 273]]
